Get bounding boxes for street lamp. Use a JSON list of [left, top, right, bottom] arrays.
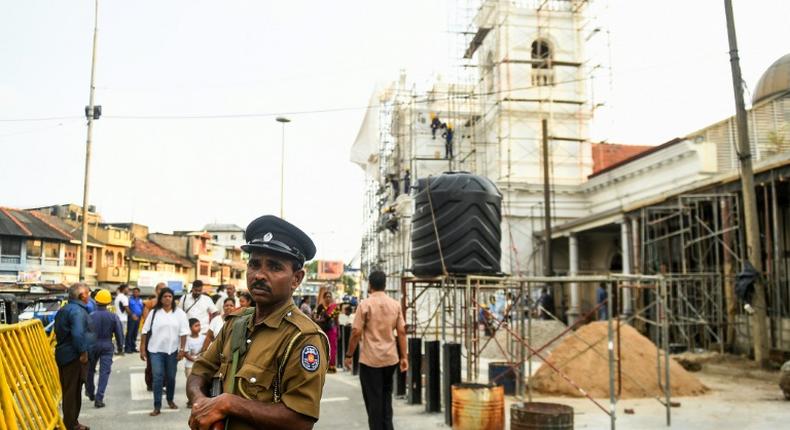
[[80, 0, 100, 282], [276, 117, 291, 218]]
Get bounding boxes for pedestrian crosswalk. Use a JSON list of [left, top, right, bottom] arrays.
[[129, 373, 149, 401]]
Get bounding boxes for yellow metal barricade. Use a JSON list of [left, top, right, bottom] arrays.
[[0, 320, 65, 430]]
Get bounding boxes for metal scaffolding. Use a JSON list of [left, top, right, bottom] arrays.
[[401, 273, 673, 430]]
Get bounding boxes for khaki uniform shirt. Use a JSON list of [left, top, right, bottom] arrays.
[[191, 301, 329, 429]]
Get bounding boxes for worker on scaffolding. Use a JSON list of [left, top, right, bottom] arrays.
[[389, 173, 400, 198], [538, 286, 555, 320], [442, 123, 454, 159], [430, 112, 442, 139]]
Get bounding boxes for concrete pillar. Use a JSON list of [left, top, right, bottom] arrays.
[[621, 220, 633, 317], [568, 233, 581, 325]]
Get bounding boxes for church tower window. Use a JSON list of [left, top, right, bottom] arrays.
[[531, 39, 554, 86]]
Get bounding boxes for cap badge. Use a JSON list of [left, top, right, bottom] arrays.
[[263, 232, 273, 242]]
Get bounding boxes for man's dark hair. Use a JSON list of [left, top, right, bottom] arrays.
[[131, 287, 140, 292], [117, 284, 128, 294], [192, 280, 204, 289], [368, 270, 386, 291], [217, 285, 226, 293], [188, 318, 200, 327]]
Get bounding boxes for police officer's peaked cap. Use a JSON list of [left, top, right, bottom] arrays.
[[241, 215, 316, 265]]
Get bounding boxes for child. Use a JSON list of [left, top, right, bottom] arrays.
[[184, 318, 204, 407]]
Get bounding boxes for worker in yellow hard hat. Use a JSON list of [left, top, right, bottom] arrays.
[[85, 289, 124, 408], [430, 112, 442, 139]]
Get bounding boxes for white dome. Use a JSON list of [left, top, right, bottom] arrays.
[[753, 53, 790, 105]]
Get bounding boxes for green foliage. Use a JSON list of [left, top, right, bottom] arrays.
[[341, 274, 356, 296]]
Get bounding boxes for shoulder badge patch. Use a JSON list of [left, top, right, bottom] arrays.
[[301, 345, 320, 372]]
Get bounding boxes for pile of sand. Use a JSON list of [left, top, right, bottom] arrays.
[[531, 322, 708, 399]]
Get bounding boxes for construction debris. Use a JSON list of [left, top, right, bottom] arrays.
[[672, 351, 722, 372], [531, 322, 708, 399]]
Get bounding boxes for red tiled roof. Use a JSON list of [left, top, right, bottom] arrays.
[[589, 138, 684, 179], [131, 238, 193, 267], [591, 143, 654, 174]]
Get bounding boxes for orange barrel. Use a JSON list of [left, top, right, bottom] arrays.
[[511, 402, 573, 430], [451, 383, 505, 430]]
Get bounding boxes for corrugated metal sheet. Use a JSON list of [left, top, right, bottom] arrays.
[[11, 210, 71, 241], [704, 94, 790, 173], [0, 209, 28, 236], [0, 209, 72, 241]]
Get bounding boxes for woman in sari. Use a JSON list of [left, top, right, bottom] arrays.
[[313, 286, 339, 373]]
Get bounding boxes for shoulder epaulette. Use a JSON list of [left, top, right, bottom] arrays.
[[284, 309, 321, 335]]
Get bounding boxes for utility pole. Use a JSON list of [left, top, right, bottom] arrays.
[[724, 0, 768, 365], [80, 0, 100, 282], [542, 119, 553, 276], [276, 117, 291, 219]]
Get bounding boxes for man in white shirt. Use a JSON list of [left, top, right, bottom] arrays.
[[114, 285, 130, 351], [180, 280, 218, 335], [216, 284, 239, 316]]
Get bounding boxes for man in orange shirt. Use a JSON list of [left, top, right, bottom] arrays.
[[344, 271, 408, 430]]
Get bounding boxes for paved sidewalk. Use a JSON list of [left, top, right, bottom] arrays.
[[75, 354, 789, 430]]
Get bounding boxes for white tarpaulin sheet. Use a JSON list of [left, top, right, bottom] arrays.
[[350, 87, 382, 180]]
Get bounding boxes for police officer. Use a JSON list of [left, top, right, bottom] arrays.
[[187, 215, 329, 430], [85, 289, 124, 408]]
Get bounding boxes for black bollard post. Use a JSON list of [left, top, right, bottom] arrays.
[[407, 337, 422, 404], [425, 340, 441, 412], [442, 342, 462, 426]]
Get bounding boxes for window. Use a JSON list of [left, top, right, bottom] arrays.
[[26, 240, 42, 260], [230, 234, 237, 240], [44, 242, 59, 258], [105, 250, 115, 267], [114, 230, 121, 239], [531, 39, 554, 86], [117, 252, 123, 267], [0, 238, 21, 264], [0, 238, 21, 256], [199, 263, 209, 276], [86, 248, 94, 268], [64, 245, 78, 267], [213, 235, 218, 241]]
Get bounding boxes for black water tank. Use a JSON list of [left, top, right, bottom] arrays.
[[411, 172, 501, 276]]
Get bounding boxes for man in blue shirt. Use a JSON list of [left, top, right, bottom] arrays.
[[125, 287, 144, 353], [54, 283, 95, 430], [86, 289, 124, 408], [597, 283, 608, 320]]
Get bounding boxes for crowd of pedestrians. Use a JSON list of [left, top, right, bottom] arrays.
[[53, 275, 405, 430], [53, 279, 256, 427]]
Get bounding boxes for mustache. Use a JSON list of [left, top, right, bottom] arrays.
[[250, 281, 271, 291]]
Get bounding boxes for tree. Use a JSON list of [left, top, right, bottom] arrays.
[[341, 274, 357, 296]]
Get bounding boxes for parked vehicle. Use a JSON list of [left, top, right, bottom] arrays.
[[18, 296, 66, 326]]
